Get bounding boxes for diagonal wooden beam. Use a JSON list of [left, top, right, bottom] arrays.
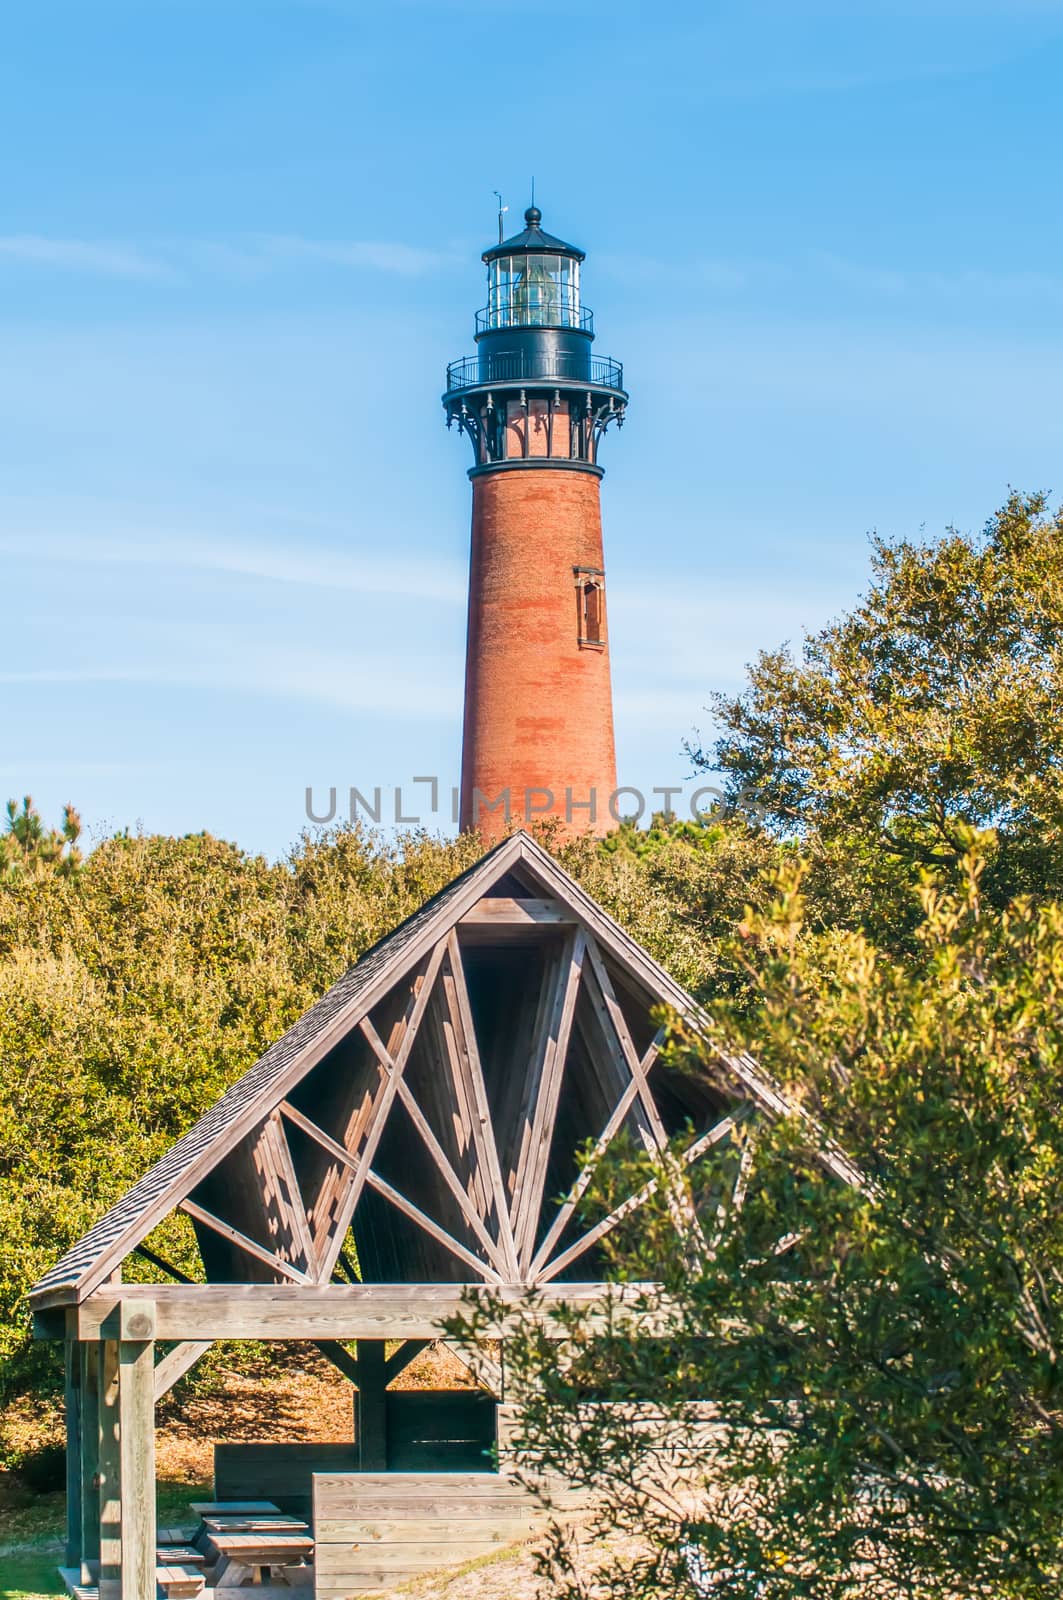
[[500, 939, 560, 1207], [337, 1249, 360, 1284], [582, 942, 710, 1259], [442, 932, 520, 1279], [315, 939, 449, 1283], [583, 936, 669, 1150], [280, 1099, 361, 1175], [345, 963, 508, 1275], [536, 1106, 751, 1284], [290, 1080, 505, 1286], [313, 1339, 361, 1386], [132, 1243, 194, 1284], [512, 928, 587, 1273], [263, 1109, 318, 1276], [395, 1077, 508, 1275], [364, 1169, 503, 1283], [384, 1339, 431, 1383], [709, 1129, 757, 1254], [529, 1030, 664, 1280], [434, 942, 495, 1243], [153, 1340, 212, 1403], [443, 1339, 503, 1398], [179, 1199, 310, 1284]]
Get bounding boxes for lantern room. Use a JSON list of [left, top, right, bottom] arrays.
[[444, 205, 626, 472], [480, 207, 587, 332]]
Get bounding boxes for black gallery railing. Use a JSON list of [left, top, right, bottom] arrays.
[[445, 351, 624, 393]]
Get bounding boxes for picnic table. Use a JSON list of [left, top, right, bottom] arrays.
[[203, 1528, 314, 1588]]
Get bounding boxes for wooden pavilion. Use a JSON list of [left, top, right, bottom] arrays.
[[30, 832, 854, 1598]]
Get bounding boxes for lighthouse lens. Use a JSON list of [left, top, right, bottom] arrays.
[[486, 254, 581, 330]]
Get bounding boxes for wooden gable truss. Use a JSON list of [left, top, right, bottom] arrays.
[[36, 832, 857, 1329]]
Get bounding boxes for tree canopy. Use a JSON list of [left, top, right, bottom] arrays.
[[698, 491, 1063, 907]]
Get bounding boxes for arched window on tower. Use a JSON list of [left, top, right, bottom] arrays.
[[574, 567, 606, 648]]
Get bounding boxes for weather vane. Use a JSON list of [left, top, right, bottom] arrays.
[[493, 190, 508, 244]]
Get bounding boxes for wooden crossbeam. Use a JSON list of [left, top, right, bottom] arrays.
[[364, 1169, 503, 1284], [153, 1340, 212, 1402], [178, 1200, 310, 1285], [73, 1282, 644, 1341], [529, 1030, 664, 1280], [513, 929, 587, 1272], [459, 897, 574, 925], [316, 939, 449, 1283], [536, 1107, 750, 1284], [442, 932, 520, 1278]]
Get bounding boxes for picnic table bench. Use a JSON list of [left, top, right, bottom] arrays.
[[156, 1545, 205, 1565], [156, 1564, 206, 1599]]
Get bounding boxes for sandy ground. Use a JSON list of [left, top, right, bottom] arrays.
[[154, 1338, 477, 1482]]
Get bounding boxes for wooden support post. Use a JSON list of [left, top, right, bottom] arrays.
[[119, 1337, 157, 1600], [97, 1339, 121, 1600], [355, 1340, 388, 1471], [64, 1330, 82, 1568], [79, 1342, 100, 1583]]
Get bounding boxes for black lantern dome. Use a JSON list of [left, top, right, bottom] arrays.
[[479, 207, 587, 335], [483, 205, 585, 262], [443, 205, 627, 475]]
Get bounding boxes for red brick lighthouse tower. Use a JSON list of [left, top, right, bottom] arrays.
[[444, 205, 627, 840]]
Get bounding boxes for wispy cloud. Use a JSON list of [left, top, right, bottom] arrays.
[[0, 526, 466, 605], [0, 644, 461, 722], [251, 235, 459, 276], [0, 236, 171, 279], [604, 245, 1063, 307], [0, 232, 460, 283], [809, 249, 1063, 302]]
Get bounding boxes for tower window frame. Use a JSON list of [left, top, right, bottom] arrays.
[[574, 566, 606, 649]]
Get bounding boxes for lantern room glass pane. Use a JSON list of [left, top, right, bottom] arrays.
[[486, 255, 582, 328]]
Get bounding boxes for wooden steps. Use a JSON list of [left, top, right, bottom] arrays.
[[58, 1567, 97, 1600], [312, 1470, 573, 1596]]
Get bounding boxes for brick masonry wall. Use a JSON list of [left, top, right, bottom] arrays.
[[460, 465, 618, 840]]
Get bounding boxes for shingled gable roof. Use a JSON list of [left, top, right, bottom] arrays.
[[30, 831, 857, 1308]]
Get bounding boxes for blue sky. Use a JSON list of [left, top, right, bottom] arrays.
[[2, 0, 1061, 857]]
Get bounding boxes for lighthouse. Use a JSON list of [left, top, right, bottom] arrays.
[[444, 205, 627, 841]]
